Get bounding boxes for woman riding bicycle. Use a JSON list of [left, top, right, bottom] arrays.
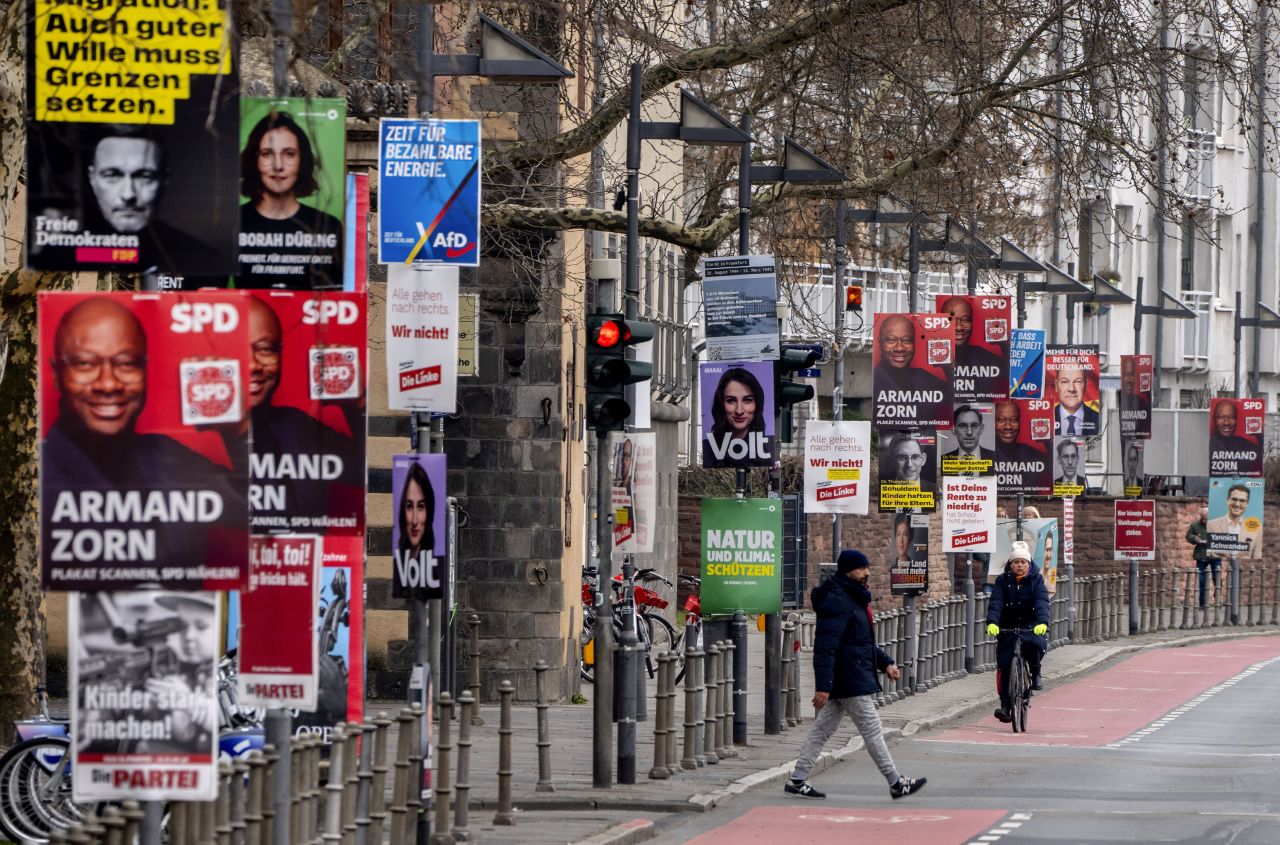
[[985, 540, 1049, 724]]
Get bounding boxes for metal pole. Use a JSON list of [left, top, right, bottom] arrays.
[[1134, 276, 1144, 355], [908, 222, 920, 313], [417, 1, 435, 115], [1129, 559, 1139, 635], [903, 594, 917, 692], [1251, 6, 1269, 397], [731, 611, 748, 744], [832, 202, 847, 559], [1235, 290, 1243, 399], [1230, 555, 1241, 625], [1153, 5, 1169, 407], [407, 411, 436, 844], [139, 801, 164, 845], [271, 0, 291, 97], [739, 113, 751, 254], [962, 556, 974, 673], [592, 426, 615, 788], [266, 709, 292, 845]]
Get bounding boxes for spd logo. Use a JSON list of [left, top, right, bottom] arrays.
[[170, 302, 239, 333]]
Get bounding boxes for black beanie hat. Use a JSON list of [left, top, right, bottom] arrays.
[[837, 549, 871, 574]]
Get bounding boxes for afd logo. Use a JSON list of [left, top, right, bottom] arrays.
[[418, 226, 476, 260]]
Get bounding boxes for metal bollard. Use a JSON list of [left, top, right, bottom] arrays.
[[100, 806, 126, 845], [369, 714, 392, 844], [322, 727, 346, 843], [119, 802, 144, 845], [199, 796, 217, 845], [342, 722, 361, 843], [703, 643, 720, 765], [649, 651, 670, 779], [781, 620, 794, 727], [719, 642, 738, 757], [169, 803, 189, 845], [354, 721, 375, 845], [259, 745, 277, 845], [467, 615, 485, 725], [246, 751, 266, 845], [229, 760, 248, 845], [388, 709, 415, 845], [682, 639, 699, 770], [692, 641, 706, 767], [431, 693, 455, 844], [665, 652, 680, 776], [453, 692, 475, 842], [215, 763, 232, 845], [730, 613, 748, 745], [533, 660, 554, 792], [493, 680, 515, 826]]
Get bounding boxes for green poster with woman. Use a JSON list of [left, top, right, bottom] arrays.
[[239, 97, 347, 290], [700, 498, 782, 615]]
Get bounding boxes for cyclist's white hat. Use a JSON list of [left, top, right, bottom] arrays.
[[1008, 540, 1033, 563]]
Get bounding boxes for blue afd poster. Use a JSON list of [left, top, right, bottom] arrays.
[[379, 119, 481, 266], [1009, 328, 1045, 398]]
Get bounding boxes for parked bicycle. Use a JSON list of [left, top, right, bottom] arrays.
[[579, 565, 676, 684], [668, 573, 703, 684]]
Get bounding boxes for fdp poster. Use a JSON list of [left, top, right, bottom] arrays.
[[939, 403, 995, 476], [386, 264, 460, 412], [878, 430, 938, 512], [238, 535, 322, 709], [803, 421, 871, 515], [699, 361, 776, 468], [391, 454, 447, 599], [1121, 437, 1144, 497], [872, 313, 955, 430], [611, 432, 657, 553], [1208, 397, 1264, 477], [25, 0, 239, 275], [238, 98, 347, 289], [1207, 477, 1264, 558], [1008, 328, 1045, 399], [71, 592, 219, 802], [700, 498, 782, 615], [378, 118, 481, 265], [993, 399, 1052, 495], [889, 512, 929, 595], [701, 255, 780, 362], [1119, 354, 1153, 438], [936, 294, 1010, 400], [1114, 500, 1156, 560], [941, 477, 996, 554], [39, 292, 250, 591], [1045, 346, 1101, 436]]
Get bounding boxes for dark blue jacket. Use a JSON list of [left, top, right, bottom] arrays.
[[985, 563, 1051, 648], [811, 573, 894, 699]]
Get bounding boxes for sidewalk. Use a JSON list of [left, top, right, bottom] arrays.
[[372, 624, 1280, 845]]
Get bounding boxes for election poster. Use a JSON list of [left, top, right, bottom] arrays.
[[343, 172, 370, 293], [700, 498, 782, 615], [25, 1, 239, 276], [803, 421, 871, 515], [1208, 397, 1265, 477], [458, 293, 480, 377], [1207, 477, 1264, 558], [241, 291, 366, 535], [1045, 345, 1101, 436], [1062, 498, 1075, 567], [611, 432, 657, 553], [391, 454, 447, 599], [1053, 435, 1087, 498], [993, 399, 1052, 495], [1114, 500, 1156, 561], [294, 534, 365, 742], [936, 294, 1010, 400], [990, 517, 1058, 593], [701, 255, 781, 362], [1121, 436, 1145, 497], [1008, 328, 1045, 399], [872, 313, 954, 430], [386, 264, 460, 412], [71, 592, 219, 802], [378, 118, 481, 265], [941, 477, 996, 554], [879, 430, 938, 512], [238, 535, 321, 710], [889, 512, 929, 595], [699, 361, 776, 468], [1119, 354, 1153, 438], [939, 403, 995, 476], [238, 98, 346, 290], [39, 292, 250, 591]]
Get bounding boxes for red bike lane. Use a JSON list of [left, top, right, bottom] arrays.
[[678, 806, 1014, 845], [923, 634, 1280, 747]]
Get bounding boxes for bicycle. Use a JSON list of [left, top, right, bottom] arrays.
[[668, 573, 703, 684], [1000, 626, 1035, 733], [579, 566, 675, 684]]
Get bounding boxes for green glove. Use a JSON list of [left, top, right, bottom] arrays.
[[1033, 623, 1048, 636], [986, 623, 999, 637]]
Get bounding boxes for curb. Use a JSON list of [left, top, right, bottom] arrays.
[[576, 818, 655, 845]]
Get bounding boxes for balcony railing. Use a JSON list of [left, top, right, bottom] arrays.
[[1183, 128, 1216, 202], [1178, 289, 1213, 369], [782, 262, 968, 343]]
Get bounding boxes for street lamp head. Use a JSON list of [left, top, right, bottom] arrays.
[[478, 13, 573, 81], [677, 89, 753, 145]]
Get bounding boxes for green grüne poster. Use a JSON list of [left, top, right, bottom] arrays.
[[700, 498, 782, 615]]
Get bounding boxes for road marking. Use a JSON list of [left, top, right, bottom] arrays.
[[966, 812, 1035, 845], [798, 814, 954, 824]]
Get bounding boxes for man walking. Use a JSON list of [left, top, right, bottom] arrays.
[[1186, 508, 1220, 607], [785, 549, 927, 800]]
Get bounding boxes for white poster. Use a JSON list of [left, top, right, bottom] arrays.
[[941, 477, 997, 553], [610, 432, 656, 554], [701, 254, 779, 362], [71, 592, 219, 802], [387, 264, 460, 411], [1062, 497, 1075, 565], [803, 420, 871, 514]]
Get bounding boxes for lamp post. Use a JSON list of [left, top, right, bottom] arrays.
[[1064, 274, 1134, 346], [1132, 277, 1196, 407], [1233, 292, 1280, 398]]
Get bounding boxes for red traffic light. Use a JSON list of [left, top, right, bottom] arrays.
[[845, 286, 864, 312], [593, 319, 622, 348]]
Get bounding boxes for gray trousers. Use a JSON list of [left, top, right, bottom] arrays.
[[790, 694, 900, 785]]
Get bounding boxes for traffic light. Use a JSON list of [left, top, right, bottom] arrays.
[[776, 345, 818, 443], [585, 313, 655, 432], [845, 285, 864, 312]]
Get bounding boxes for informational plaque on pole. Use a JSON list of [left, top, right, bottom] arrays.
[[701, 255, 780, 362]]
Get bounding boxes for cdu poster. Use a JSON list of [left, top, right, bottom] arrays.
[[378, 118, 481, 265], [936, 294, 1010, 401], [872, 313, 954, 430], [1207, 477, 1264, 558], [700, 498, 782, 615], [803, 421, 871, 514], [699, 361, 776, 468], [25, 0, 239, 275]]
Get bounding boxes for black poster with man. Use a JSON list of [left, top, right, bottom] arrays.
[[1208, 397, 1264, 478], [993, 399, 1053, 495], [936, 295, 1010, 401]]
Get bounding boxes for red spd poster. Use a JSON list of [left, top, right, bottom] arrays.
[[1114, 500, 1156, 560], [1045, 346, 1101, 436], [872, 313, 955, 430], [243, 291, 367, 534], [993, 399, 1052, 495], [1119, 354, 1153, 438], [39, 292, 250, 591], [936, 294, 1010, 401], [238, 535, 322, 709], [1208, 397, 1264, 477]]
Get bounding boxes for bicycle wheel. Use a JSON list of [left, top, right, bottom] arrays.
[[580, 617, 597, 684], [1009, 651, 1031, 733], [645, 614, 678, 679], [673, 620, 703, 684], [0, 736, 92, 843]]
